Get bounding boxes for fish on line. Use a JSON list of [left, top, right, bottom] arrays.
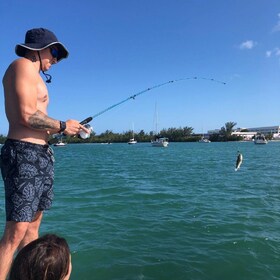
[[235, 151, 243, 171]]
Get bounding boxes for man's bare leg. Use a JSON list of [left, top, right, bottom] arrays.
[[18, 211, 43, 250], [0, 222, 29, 280], [0, 211, 43, 280]]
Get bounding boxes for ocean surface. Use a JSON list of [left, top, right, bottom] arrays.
[[1, 141, 280, 280]]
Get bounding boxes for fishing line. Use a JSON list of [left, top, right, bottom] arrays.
[[79, 76, 226, 125]]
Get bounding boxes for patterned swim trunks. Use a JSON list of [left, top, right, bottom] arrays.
[[0, 139, 55, 222]]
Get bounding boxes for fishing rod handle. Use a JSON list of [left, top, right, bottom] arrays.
[[80, 117, 93, 125]]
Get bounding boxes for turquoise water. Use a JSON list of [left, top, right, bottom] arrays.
[[1, 142, 280, 280]]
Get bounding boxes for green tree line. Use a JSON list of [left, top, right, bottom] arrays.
[[64, 125, 199, 144], [0, 122, 260, 144]]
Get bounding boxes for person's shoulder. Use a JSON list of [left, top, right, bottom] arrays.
[[4, 58, 37, 83], [10, 58, 37, 76], [10, 57, 34, 69]]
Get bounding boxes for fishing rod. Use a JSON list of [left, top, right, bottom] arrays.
[[79, 77, 226, 125], [50, 76, 226, 143]]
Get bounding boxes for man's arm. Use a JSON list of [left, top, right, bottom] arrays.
[[29, 110, 61, 131]]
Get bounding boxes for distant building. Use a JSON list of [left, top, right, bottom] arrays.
[[246, 126, 280, 136], [208, 125, 280, 140], [231, 131, 257, 141]]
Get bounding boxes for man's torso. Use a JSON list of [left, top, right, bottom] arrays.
[[3, 58, 49, 144]]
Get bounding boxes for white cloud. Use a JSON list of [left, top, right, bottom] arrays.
[[239, 40, 257, 50], [272, 13, 280, 32], [266, 51, 272, 58], [265, 48, 280, 58]]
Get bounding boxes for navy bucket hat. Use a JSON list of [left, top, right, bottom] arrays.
[[15, 28, 69, 62]]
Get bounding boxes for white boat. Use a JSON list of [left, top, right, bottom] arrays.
[[151, 103, 168, 147], [254, 134, 268, 144], [54, 140, 67, 146], [198, 137, 211, 143], [128, 138, 137, 145], [151, 137, 169, 147], [128, 123, 137, 144]]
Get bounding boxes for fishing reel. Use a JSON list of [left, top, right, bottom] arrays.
[[79, 123, 93, 139]]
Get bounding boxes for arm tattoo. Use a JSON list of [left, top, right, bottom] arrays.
[[28, 110, 59, 130]]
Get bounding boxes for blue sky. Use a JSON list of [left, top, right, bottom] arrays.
[[0, 0, 280, 135]]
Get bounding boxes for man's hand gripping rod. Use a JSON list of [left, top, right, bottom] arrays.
[[48, 117, 93, 145]]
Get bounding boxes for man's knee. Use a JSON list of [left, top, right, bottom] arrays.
[[1, 222, 29, 249], [22, 212, 43, 239], [32, 211, 43, 223], [27, 211, 43, 231]]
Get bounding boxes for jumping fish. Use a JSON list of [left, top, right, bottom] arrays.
[[235, 151, 243, 171]]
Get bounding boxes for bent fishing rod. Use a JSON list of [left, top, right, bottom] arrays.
[[50, 76, 226, 143], [79, 76, 226, 125]]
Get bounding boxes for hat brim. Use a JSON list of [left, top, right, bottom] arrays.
[[15, 42, 69, 62]]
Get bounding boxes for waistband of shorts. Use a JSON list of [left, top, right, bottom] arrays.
[[5, 139, 50, 151]]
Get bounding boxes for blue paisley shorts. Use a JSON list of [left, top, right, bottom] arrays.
[[0, 139, 54, 222]]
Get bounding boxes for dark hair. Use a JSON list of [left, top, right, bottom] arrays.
[[9, 234, 71, 280]]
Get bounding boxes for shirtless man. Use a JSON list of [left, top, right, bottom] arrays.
[[0, 28, 89, 279]]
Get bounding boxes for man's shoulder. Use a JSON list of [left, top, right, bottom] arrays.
[[6, 58, 36, 77], [10, 57, 34, 69]]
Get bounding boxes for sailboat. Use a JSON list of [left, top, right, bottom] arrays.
[[151, 103, 169, 147], [128, 123, 137, 144], [198, 137, 211, 143], [54, 137, 67, 146], [198, 126, 210, 143], [198, 132, 211, 143]]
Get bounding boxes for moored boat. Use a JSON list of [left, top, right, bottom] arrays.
[[198, 137, 211, 143], [128, 123, 137, 144], [54, 140, 67, 146], [128, 138, 137, 144], [151, 137, 169, 147], [254, 134, 267, 144]]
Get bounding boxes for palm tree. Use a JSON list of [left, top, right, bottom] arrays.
[[220, 122, 237, 140]]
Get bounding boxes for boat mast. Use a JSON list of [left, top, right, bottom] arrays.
[[132, 122, 135, 139], [153, 102, 159, 136]]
